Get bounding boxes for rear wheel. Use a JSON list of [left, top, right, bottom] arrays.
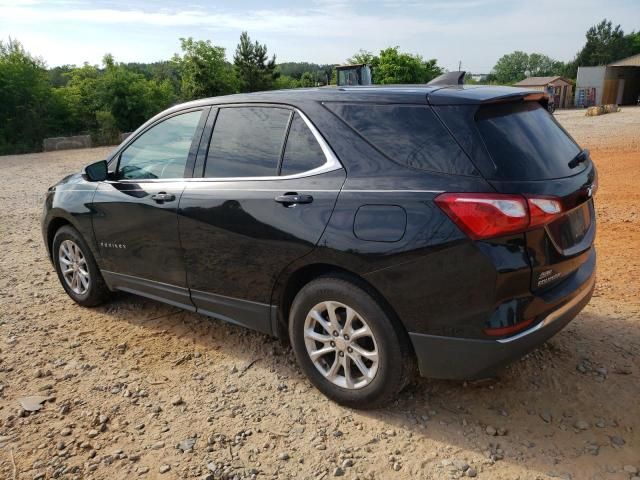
[[289, 277, 412, 408], [52, 226, 110, 307]]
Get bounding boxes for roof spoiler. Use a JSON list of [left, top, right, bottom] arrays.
[[427, 70, 466, 86]]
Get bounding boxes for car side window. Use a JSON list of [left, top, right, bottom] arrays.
[[117, 110, 202, 180], [326, 103, 476, 176], [204, 106, 291, 178], [280, 113, 326, 176]]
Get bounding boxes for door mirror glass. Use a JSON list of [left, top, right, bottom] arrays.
[[83, 160, 108, 182]]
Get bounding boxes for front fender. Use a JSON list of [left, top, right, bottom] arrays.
[[42, 180, 100, 265]]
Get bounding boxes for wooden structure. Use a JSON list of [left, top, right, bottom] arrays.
[[514, 76, 573, 108]]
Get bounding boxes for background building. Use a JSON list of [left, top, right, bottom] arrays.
[[514, 76, 573, 108], [575, 53, 640, 107]]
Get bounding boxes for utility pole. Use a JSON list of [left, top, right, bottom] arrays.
[[458, 60, 462, 71]]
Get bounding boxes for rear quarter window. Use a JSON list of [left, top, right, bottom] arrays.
[[475, 102, 583, 180], [325, 103, 477, 176], [280, 113, 325, 176]]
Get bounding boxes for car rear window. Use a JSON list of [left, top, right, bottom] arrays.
[[325, 103, 477, 176], [475, 102, 583, 180]]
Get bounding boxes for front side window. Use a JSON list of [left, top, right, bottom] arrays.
[[280, 113, 326, 175], [205, 107, 291, 178], [117, 110, 202, 180]]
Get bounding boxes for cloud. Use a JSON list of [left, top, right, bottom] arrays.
[[0, 3, 462, 35], [0, 0, 637, 71]]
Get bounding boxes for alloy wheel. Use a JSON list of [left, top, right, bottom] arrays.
[[303, 301, 379, 389], [58, 239, 90, 295]]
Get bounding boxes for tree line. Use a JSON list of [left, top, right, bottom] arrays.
[[1, 19, 638, 155], [491, 19, 640, 84]]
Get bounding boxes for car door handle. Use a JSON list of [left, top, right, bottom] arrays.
[[274, 193, 314, 206], [151, 192, 176, 203]]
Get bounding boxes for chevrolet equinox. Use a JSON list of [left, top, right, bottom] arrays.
[[42, 81, 597, 408]]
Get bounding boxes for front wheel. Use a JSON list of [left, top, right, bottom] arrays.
[[52, 225, 110, 307], [289, 277, 413, 408]]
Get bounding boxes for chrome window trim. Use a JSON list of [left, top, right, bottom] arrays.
[[341, 189, 444, 193], [111, 106, 343, 184]]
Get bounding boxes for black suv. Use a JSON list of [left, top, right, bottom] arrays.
[[42, 83, 596, 408]]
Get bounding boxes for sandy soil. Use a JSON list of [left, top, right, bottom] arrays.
[[0, 107, 638, 480]]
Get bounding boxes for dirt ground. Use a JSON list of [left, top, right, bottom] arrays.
[[0, 107, 638, 480]]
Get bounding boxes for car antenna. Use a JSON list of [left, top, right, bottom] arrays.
[[426, 71, 466, 86]]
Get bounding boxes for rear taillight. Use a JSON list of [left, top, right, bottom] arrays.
[[527, 197, 563, 228], [435, 193, 564, 240]]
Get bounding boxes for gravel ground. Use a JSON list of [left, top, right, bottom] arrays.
[[0, 107, 639, 480]]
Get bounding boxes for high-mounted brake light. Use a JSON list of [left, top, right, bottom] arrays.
[[435, 193, 565, 240]]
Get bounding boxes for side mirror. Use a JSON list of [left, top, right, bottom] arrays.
[[82, 160, 108, 182]]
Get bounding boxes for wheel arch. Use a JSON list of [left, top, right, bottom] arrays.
[[46, 216, 73, 261], [273, 262, 412, 351], [45, 212, 100, 265]]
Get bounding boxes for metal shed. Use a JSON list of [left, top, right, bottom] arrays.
[[575, 53, 640, 107]]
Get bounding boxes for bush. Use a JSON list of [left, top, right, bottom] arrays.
[[93, 110, 120, 146]]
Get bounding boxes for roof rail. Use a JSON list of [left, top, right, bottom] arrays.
[[427, 70, 466, 87]]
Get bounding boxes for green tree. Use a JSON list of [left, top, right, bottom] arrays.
[[233, 31, 278, 92], [48, 65, 74, 87], [299, 71, 315, 87], [628, 31, 640, 55], [345, 47, 441, 84], [58, 63, 101, 133], [174, 37, 237, 100], [493, 51, 530, 84], [492, 51, 564, 84], [564, 19, 640, 78], [528, 53, 565, 77], [94, 109, 119, 145], [375, 47, 442, 84], [273, 75, 299, 89], [96, 54, 174, 132], [576, 19, 629, 66], [346, 49, 378, 66], [0, 39, 52, 153]]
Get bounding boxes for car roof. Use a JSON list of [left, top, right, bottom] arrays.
[[168, 84, 543, 112]]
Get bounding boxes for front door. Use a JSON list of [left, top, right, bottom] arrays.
[[179, 105, 345, 334], [92, 108, 207, 309]]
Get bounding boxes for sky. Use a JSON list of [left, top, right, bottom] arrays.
[[1, 0, 638, 73]]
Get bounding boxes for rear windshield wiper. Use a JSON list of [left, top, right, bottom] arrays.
[[568, 148, 589, 169]]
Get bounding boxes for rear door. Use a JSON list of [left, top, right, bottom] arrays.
[[439, 100, 597, 292], [178, 105, 345, 334]]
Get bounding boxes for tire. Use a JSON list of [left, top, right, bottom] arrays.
[[289, 276, 413, 409], [52, 225, 110, 307]]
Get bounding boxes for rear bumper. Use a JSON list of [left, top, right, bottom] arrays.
[[409, 268, 595, 379]]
